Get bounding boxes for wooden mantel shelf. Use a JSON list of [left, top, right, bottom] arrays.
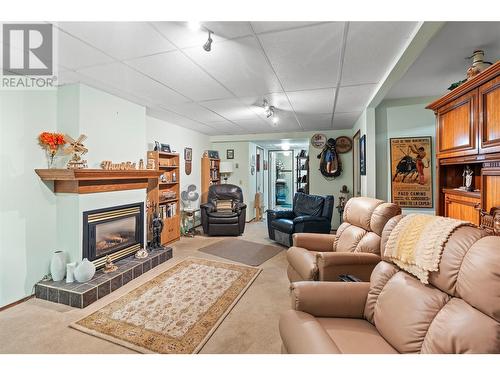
[[35, 169, 163, 194]]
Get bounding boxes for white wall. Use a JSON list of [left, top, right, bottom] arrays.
[[0, 90, 58, 307], [375, 97, 438, 214], [146, 116, 210, 209]]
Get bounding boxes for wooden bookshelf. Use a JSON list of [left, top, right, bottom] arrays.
[[146, 151, 180, 246], [201, 156, 221, 203]]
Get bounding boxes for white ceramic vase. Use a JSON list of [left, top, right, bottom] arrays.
[[73, 258, 96, 283], [66, 262, 76, 283], [50, 251, 66, 282]]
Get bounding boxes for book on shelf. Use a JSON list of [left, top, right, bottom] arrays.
[[160, 202, 177, 219]]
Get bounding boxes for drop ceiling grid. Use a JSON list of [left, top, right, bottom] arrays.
[[53, 21, 418, 135]]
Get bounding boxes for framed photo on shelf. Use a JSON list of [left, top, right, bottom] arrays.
[[184, 147, 192, 161], [390, 136, 433, 209], [360, 135, 366, 176], [227, 149, 234, 159]]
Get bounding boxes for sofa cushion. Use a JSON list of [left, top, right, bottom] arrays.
[[271, 218, 294, 233], [207, 211, 239, 224], [317, 318, 398, 354], [293, 192, 324, 217]]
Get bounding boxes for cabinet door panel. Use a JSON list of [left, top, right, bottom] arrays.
[[483, 174, 500, 212], [479, 76, 500, 154], [437, 90, 478, 158], [444, 194, 481, 225]]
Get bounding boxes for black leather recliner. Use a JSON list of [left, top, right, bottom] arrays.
[[200, 184, 247, 236], [267, 192, 334, 246]]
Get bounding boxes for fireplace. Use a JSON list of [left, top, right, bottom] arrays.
[[83, 202, 144, 268]]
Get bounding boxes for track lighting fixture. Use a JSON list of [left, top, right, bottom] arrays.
[[272, 115, 279, 125], [203, 31, 213, 52], [263, 99, 270, 113]]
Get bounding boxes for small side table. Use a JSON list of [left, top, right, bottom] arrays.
[[182, 208, 201, 237]]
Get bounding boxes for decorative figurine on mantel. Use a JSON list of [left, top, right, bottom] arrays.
[[336, 185, 350, 224], [461, 165, 474, 192], [103, 255, 117, 273], [63, 134, 88, 169], [135, 248, 148, 259], [148, 205, 165, 251]]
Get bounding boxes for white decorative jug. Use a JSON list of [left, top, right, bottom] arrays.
[[50, 251, 66, 281], [73, 258, 96, 283]]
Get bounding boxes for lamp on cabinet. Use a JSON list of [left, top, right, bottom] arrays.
[[220, 162, 233, 183]]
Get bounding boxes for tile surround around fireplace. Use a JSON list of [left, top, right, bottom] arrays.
[[35, 248, 172, 308]]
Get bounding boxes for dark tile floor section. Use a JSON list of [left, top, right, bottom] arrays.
[[34, 247, 173, 308]]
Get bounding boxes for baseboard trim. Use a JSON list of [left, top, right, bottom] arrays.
[[0, 294, 34, 312]]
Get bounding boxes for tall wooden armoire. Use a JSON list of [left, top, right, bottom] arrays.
[[426, 61, 500, 226]]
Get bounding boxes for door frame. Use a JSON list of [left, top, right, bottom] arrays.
[[353, 130, 361, 197], [268, 149, 295, 210]]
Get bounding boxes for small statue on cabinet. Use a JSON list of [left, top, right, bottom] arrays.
[[138, 159, 145, 169], [148, 205, 164, 251], [462, 165, 474, 192]]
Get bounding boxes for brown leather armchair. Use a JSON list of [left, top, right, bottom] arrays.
[[280, 216, 500, 354], [286, 197, 401, 282]]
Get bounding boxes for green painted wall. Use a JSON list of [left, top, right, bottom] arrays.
[[375, 97, 438, 214], [0, 90, 58, 307]]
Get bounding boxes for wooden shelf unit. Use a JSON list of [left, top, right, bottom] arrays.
[[296, 155, 309, 194], [427, 61, 500, 224], [146, 151, 181, 246], [201, 156, 221, 203]]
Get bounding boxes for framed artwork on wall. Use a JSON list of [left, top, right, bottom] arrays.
[[184, 147, 192, 161], [390, 136, 433, 208], [227, 149, 234, 159], [360, 135, 366, 176]]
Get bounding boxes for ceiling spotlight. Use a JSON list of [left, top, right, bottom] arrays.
[[266, 106, 275, 118], [187, 21, 201, 31], [203, 31, 213, 52], [263, 99, 270, 113], [272, 116, 279, 125]]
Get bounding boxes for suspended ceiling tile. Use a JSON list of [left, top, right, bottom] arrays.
[[126, 50, 233, 101], [77, 62, 189, 106], [335, 84, 377, 113], [257, 22, 344, 91], [56, 22, 176, 61], [183, 36, 282, 97], [333, 111, 362, 129], [286, 88, 335, 114], [56, 29, 114, 70], [159, 102, 227, 123], [296, 113, 333, 130], [251, 22, 323, 34], [341, 21, 417, 86]]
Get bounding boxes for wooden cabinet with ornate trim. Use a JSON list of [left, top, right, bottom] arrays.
[[427, 61, 500, 223]]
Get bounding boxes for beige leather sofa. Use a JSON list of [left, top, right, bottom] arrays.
[[287, 197, 401, 282], [280, 215, 500, 353]]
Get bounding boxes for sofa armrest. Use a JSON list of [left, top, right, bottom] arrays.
[[293, 216, 331, 233], [290, 281, 370, 318], [317, 252, 381, 282], [292, 233, 335, 252], [234, 202, 247, 210]]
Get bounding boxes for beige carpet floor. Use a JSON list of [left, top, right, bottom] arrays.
[[0, 221, 290, 354]]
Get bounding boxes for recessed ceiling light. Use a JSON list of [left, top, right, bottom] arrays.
[[187, 21, 201, 31], [281, 143, 290, 151]]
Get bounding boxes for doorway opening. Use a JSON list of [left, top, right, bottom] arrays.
[[268, 150, 295, 210]]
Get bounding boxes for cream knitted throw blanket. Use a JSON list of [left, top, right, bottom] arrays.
[[384, 214, 470, 284]]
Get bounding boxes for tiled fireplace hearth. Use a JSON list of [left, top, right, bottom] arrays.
[[35, 248, 172, 308]]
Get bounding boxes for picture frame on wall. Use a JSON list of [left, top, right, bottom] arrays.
[[227, 149, 234, 159], [360, 135, 366, 176], [184, 147, 192, 162], [390, 136, 433, 209]]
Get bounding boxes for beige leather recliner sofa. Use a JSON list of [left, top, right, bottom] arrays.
[[287, 197, 401, 282], [279, 215, 500, 354]]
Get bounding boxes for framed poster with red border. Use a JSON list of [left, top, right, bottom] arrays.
[[390, 136, 433, 209]]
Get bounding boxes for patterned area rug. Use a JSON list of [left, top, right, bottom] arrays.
[[70, 258, 261, 354]]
